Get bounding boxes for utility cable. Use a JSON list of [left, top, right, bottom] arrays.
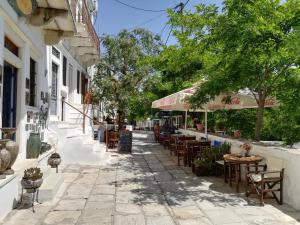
[[159, 23, 169, 37], [184, 0, 190, 7], [165, 25, 173, 45], [112, 0, 167, 12], [128, 12, 167, 31]]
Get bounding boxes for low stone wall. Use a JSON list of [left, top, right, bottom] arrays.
[[180, 128, 300, 210]]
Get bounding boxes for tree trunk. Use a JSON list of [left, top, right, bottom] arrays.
[[117, 108, 124, 132], [254, 92, 266, 140]]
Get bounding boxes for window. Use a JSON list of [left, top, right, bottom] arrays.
[[5, 36, 18, 56], [62, 56, 67, 86], [52, 47, 60, 59], [29, 58, 36, 106], [77, 70, 80, 94]]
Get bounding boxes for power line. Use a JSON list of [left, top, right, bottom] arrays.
[[112, 0, 167, 12], [159, 23, 169, 37], [184, 0, 190, 7], [164, 1, 189, 44], [128, 12, 167, 31], [165, 26, 173, 45]]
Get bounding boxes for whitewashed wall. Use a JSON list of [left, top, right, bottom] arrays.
[[0, 1, 48, 161]]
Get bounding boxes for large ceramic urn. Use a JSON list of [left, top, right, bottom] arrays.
[[4, 141, 19, 175], [0, 147, 11, 179], [26, 132, 41, 159]]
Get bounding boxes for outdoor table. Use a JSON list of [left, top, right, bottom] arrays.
[[0, 128, 16, 139], [224, 154, 263, 192]]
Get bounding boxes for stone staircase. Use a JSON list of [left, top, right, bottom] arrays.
[[64, 103, 94, 137], [66, 103, 92, 124]]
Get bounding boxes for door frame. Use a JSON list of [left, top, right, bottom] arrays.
[[2, 62, 18, 136]]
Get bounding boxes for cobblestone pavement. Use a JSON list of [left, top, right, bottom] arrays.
[[2, 132, 300, 225]]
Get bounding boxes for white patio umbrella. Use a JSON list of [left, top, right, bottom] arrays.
[[152, 87, 279, 138]]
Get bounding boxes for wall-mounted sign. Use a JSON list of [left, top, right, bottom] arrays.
[[7, 0, 37, 17]]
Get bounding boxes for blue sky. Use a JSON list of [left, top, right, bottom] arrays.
[[95, 0, 223, 47]]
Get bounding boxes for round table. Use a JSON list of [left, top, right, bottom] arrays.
[[224, 154, 263, 192]]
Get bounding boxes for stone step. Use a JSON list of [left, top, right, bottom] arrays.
[[38, 171, 64, 202], [40, 167, 52, 179]]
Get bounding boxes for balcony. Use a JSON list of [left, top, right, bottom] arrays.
[[7, 0, 76, 45], [67, 0, 100, 67]]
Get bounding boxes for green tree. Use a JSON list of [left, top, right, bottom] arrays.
[[93, 29, 162, 128], [165, 0, 300, 140], [262, 77, 300, 146]]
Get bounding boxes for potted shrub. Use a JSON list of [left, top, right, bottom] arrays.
[[21, 167, 43, 190], [196, 122, 204, 131], [233, 130, 241, 139], [193, 158, 212, 176], [240, 143, 252, 157], [220, 141, 231, 154], [41, 142, 52, 154], [48, 153, 61, 169]]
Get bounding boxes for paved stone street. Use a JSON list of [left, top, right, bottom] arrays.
[[2, 131, 300, 225]]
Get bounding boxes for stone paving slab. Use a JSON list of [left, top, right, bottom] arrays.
[[2, 131, 300, 225]]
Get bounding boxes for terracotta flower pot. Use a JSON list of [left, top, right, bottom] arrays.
[[196, 123, 204, 131], [234, 130, 241, 139]]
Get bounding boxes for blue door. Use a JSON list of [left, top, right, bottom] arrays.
[[2, 62, 17, 131]]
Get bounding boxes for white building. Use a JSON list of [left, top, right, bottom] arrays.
[[0, 0, 99, 219], [47, 0, 100, 135]]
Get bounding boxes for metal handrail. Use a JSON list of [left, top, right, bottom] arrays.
[[62, 100, 101, 125]]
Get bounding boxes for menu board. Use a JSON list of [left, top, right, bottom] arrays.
[[118, 130, 132, 153]]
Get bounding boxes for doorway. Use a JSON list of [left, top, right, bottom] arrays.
[[50, 62, 58, 115], [2, 62, 18, 131]]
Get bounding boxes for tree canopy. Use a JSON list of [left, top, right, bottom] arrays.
[[92, 28, 163, 126], [159, 0, 300, 140]]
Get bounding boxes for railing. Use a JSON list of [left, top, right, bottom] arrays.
[[62, 100, 102, 125], [70, 0, 100, 52]]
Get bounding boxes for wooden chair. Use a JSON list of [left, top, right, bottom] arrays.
[[163, 133, 171, 149], [153, 126, 160, 142], [245, 164, 284, 206], [176, 136, 195, 166], [107, 131, 118, 149], [176, 140, 186, 166], [169, 135, 178, 156], [186, 140, 201, 167]]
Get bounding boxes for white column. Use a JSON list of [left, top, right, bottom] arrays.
[[17, 43, 30, 159], [184, 110, 188, 130], [0, 17, 4, 128]]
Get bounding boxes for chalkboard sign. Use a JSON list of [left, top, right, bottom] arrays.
[[118, 130, 132, 153]]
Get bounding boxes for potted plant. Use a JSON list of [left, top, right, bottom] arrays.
[[21, 167, 43, 190], [48, 153, 61, 169], [220, 141, 231, 154], [187, 117, 194, 128], [41, 142, 51, 154], [240, 143, 252, 157], [233, 130, 241, 139], [193, 158, 212, 176], [196, 122, 204, 131]]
